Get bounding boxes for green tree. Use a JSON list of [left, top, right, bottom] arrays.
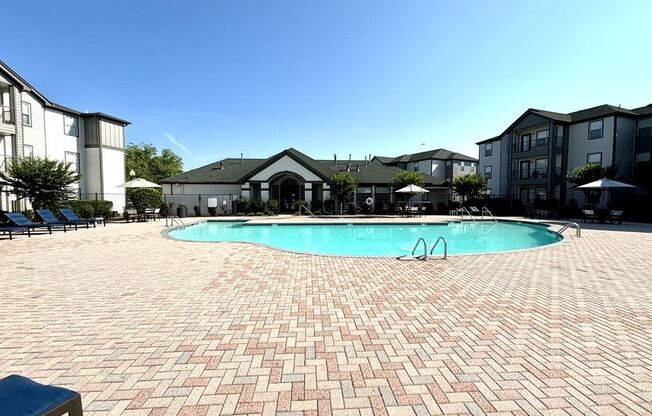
[[390, 170, 425, 189], [452, 173, 488, 202], [567, 162, 615, 185], [0, 157, 81, 210], [125, 143, 183, 183], [128, 188, 162, 211], [330, 172, 357, 214]]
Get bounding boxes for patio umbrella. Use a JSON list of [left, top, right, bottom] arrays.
[[117, 178, 162, 188], [395, 184, 429, 206], [573, 178, 635, 208]]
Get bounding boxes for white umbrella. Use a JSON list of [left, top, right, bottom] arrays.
[[574, 178, 636, 189], [573, 178, 635, 209], [395, 184, 429, 207], [117, 178, 162, 188], [395, 184, 430, 194]]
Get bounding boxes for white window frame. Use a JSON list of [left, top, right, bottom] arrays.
[[485, 143, 493, 156], [589, 120, 604, 140], [587, 152, 602, 165], [64, 115, 79, 137], [21, 102, 31, 126], [65, 151, 80, 173]]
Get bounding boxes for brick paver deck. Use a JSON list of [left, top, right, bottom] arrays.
[[1, 218, 651, 415]]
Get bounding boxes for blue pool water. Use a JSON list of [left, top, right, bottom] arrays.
[[167, 220, 559, 257]]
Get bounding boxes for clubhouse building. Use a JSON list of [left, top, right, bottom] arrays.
[[161, 148, 477, 214]]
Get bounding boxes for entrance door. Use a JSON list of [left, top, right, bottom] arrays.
[[270, 175, 305, 212]]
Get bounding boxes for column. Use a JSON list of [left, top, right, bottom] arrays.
[[304, 182, 312, 205]]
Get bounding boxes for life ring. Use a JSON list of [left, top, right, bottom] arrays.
[[365, 197, 374, 206]]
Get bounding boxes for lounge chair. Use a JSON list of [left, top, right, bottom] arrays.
[[4, 212, 61, 234], [144, 207, 160, 221], [59, 208, 97, 228], [35, 209, 73, 231], [582, 209, 597, 223], [0, 225, 31, 240], [468, 206, 482, 216], [125, 209, 140, 222], [607, 210, 623, 225], [0, 374, 83, 416]]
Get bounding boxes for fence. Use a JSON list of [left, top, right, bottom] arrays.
[[163, 194, 240, 216]]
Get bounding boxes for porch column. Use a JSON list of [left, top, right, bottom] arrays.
[[304, 182, 312, 205], [261, 182, 269, 202], [241, 182, 250, 199]]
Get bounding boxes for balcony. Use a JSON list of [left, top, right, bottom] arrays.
[[511, 167, 562, 185], [1, 106, 13, 125], [512, 139, 550, 157]]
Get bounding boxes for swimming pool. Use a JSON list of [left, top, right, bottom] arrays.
[[167, 220, 560, 257]]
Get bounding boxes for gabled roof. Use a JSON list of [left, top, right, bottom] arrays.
[[375, 148, 477, 164], [160, 158, 266, 184], [475, 135, 503, 145], [240, 148, 335, 182], [632, 104, 652, 116], [568, 104, 639, 123], [0, 59, 130, 125]]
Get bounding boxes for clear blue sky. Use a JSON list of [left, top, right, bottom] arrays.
[[4, 1, 651, 169]]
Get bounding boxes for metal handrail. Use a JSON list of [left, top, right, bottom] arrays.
[[460, 207, 476, 223], [556, 222, 581, 238], [429, 236, 448, 259], [481, 206, 498, 222], [0, 105, 13, 124], [299, 205, 316, 218], [166, 215, 186, 229], [411, 237, 428, 260]]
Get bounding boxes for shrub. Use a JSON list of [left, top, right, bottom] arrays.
[[296, 200, 307, 213], [323, 199, 335, 214], [238, 198, 251, 214], [127, 188, 162, 211], [208, 206, 217, 216], [193, 205, 201, 216], [267, 199, 279, 214], [437, 202, 447, 214], [65, 199, 114, 219], [310, 200, 323, 212], [77, 204, 95, 219], [159, 202, 173, 217], [251, 199, 265, 213]]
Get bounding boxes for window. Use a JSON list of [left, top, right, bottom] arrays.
[[535, 130, 549, 147], [520, 161, 530, 179], [64, 115, 79, 136], [533, 158, 548, 178], [534, 187, 547, 201], [23, 144, 33, 158], [587, 152, 602, 165], [65, 151, 79, 173], [21, 102, 31, 126], [589, 120, 603, 140], [520, 134, 531, 152], [459, 161, 465, 171], [413, 161, 419, 172], [484, 165, 492, 179], [485, 143, 493, 157]]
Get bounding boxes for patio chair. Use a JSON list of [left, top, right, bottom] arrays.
[[468, 206, 482, 216], [144, 208, 160, 221], [0, 374, 83, 416], [607, 210, 623, 225], [59, 208, 99, 228], [35, 209, 73, 231], [124, 209, 139, 222], [582, 209, 597, 223], [4, 212, 60, 234], [0, 225, 31, 240]]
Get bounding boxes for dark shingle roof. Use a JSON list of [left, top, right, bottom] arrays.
[[568, 104, 639, 122], [161, 148, 447, 186], [475, 135, 503, 145], [632, 104, 652, 116], [375, 148, 477, 164]]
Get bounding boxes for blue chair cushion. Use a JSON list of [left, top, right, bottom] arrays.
[[0, 375, 77, 416]]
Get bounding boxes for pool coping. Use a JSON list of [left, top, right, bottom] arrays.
[[161, 218, 573, 259]]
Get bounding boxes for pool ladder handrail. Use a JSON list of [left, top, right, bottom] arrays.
[[411, 237, 428, 260], [460, 207, 476, 223], [481, 206, 498, 223], [556, 222, 581, 238], [166, 215, 186, 229], [429, 236, 448, 259], [299, 205, 316, 218]]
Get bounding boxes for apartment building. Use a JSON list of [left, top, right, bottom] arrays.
[[0, 60, 130, 212], [374, 148, 478, 182], [477, 103, 652, 208]]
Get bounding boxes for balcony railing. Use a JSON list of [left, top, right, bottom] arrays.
[[511, 167, 562, 181], [512, 137, 549, 153], [1, 106, 13, 124]]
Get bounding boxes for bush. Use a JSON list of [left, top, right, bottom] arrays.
[[437, 202, 447, 214], [160, 202, 173, 217], [127, 188, 162, 211], [267, 199, 279, 214], [310, 200, 323, 212], [323, 199, 334, 214], [208, 206, 217, 216], [65, 199, 114, 219], [251, 199, 265, 213], [77, 204, 95, 219], [238, 198, 251, 214], [296, 200, 306, 212], [193, 205, 201, 216]]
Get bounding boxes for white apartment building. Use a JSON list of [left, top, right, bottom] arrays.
[[477, 103, 652, 208], [0, 60, 130, 213]]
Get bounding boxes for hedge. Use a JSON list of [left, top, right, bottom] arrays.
[[63, 199, 114, 219]]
